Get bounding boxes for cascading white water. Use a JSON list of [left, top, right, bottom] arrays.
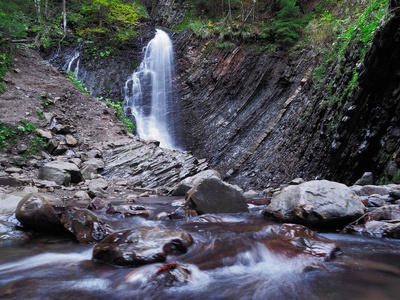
[[64, 45, 81, 78], [124, 29, 178, 149]]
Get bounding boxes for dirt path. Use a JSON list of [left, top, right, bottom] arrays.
[[0, 47, 133, 151]]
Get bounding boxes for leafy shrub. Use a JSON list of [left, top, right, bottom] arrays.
[[75, 0, 142, 42], [0, 122, 16, 151]]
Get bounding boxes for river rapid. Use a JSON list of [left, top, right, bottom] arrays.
[[0, 197, 399, 300]]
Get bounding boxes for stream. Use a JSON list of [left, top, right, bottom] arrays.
[[0, 197, 400, 300]]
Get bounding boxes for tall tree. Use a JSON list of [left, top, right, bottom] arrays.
[[62, 0, 66, 36]]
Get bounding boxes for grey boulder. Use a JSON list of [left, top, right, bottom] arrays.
[[263, 180, 365, 227], [38, 161, 82, 185], [186, 177, 248, 214]]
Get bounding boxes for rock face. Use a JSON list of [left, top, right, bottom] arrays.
[[141, 0, 188, 28], [186, 177, 249, 215], [15, 193, 63, 232], [174, 10, 400, 189], [92, 226, 193, 266], [103, 140, 209, 188], [60, 207, 111, 244], [38, 161, 82, 185], [263, 180, 365, 227]]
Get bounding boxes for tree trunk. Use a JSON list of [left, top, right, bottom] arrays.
[[63, 0, 67, 36]]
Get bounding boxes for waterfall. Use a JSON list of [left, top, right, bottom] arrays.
[[124, 29, 179, 149], [64, 44, 81, 78]]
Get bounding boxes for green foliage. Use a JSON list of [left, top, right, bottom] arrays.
[[26, 135, 46, 156], [0, 45, 13, 93], [271, 0, 302, 47], [67, 72, 90, 94], [0, 122, 16, 151], [18, 121, 36, 132], [0, 1, 35, 40], [36, 109, 44, 119], [97, 97, 135, 133], [311, 0, 388, 106], [75, 0, 142, 42]]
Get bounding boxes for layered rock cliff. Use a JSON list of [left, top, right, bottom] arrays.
[[175, 10, 400, 189]]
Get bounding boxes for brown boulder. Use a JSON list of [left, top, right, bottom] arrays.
[[15, 193, 63, 232], [60, 207, 112, 244], [93, 226, 193, 266]]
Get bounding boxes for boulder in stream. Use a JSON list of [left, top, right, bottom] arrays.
[[15, 193, 63, 232], [106, 204, 149, 218], [267, 223, 339, 260], [263, 180, 365, 228], [345, 204, 400, 239], [93, 226, 193, 266], [60, 207, 112, 244], [170, 169, 221, 196], [186, 177, 249, 214]]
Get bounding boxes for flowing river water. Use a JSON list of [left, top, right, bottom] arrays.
[[0, 197, 399, 300]]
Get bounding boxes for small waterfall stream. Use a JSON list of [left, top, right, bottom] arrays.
[[124, 29, 178, 149], [64, 45, 81, 78]]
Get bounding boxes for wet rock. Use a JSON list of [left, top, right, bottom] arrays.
[[92, 226, 193, 266], [0, 220, 31, 241], [38, 161, 83, 185], [359, 185, 390, 196], [15, 193, 63, 232], [360, 196, 387, 208], [60, 207, 112, 244], [363, 221, 400, 239], [125, 263, 193, 287], [168, 207, 198, 220], [139, 191, 151, 197], [0, 193, 24, 214], [389, 189, 400, 200], [87, 197, 111, 210], [365, 205, 400, 222], [186, 177, 249, 215], [171, 169, 221, 196], [354, 172, 374, 186], [106, 205, 149, 218], [268, 223, 339, 260], [263, 180, 365, 228]]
